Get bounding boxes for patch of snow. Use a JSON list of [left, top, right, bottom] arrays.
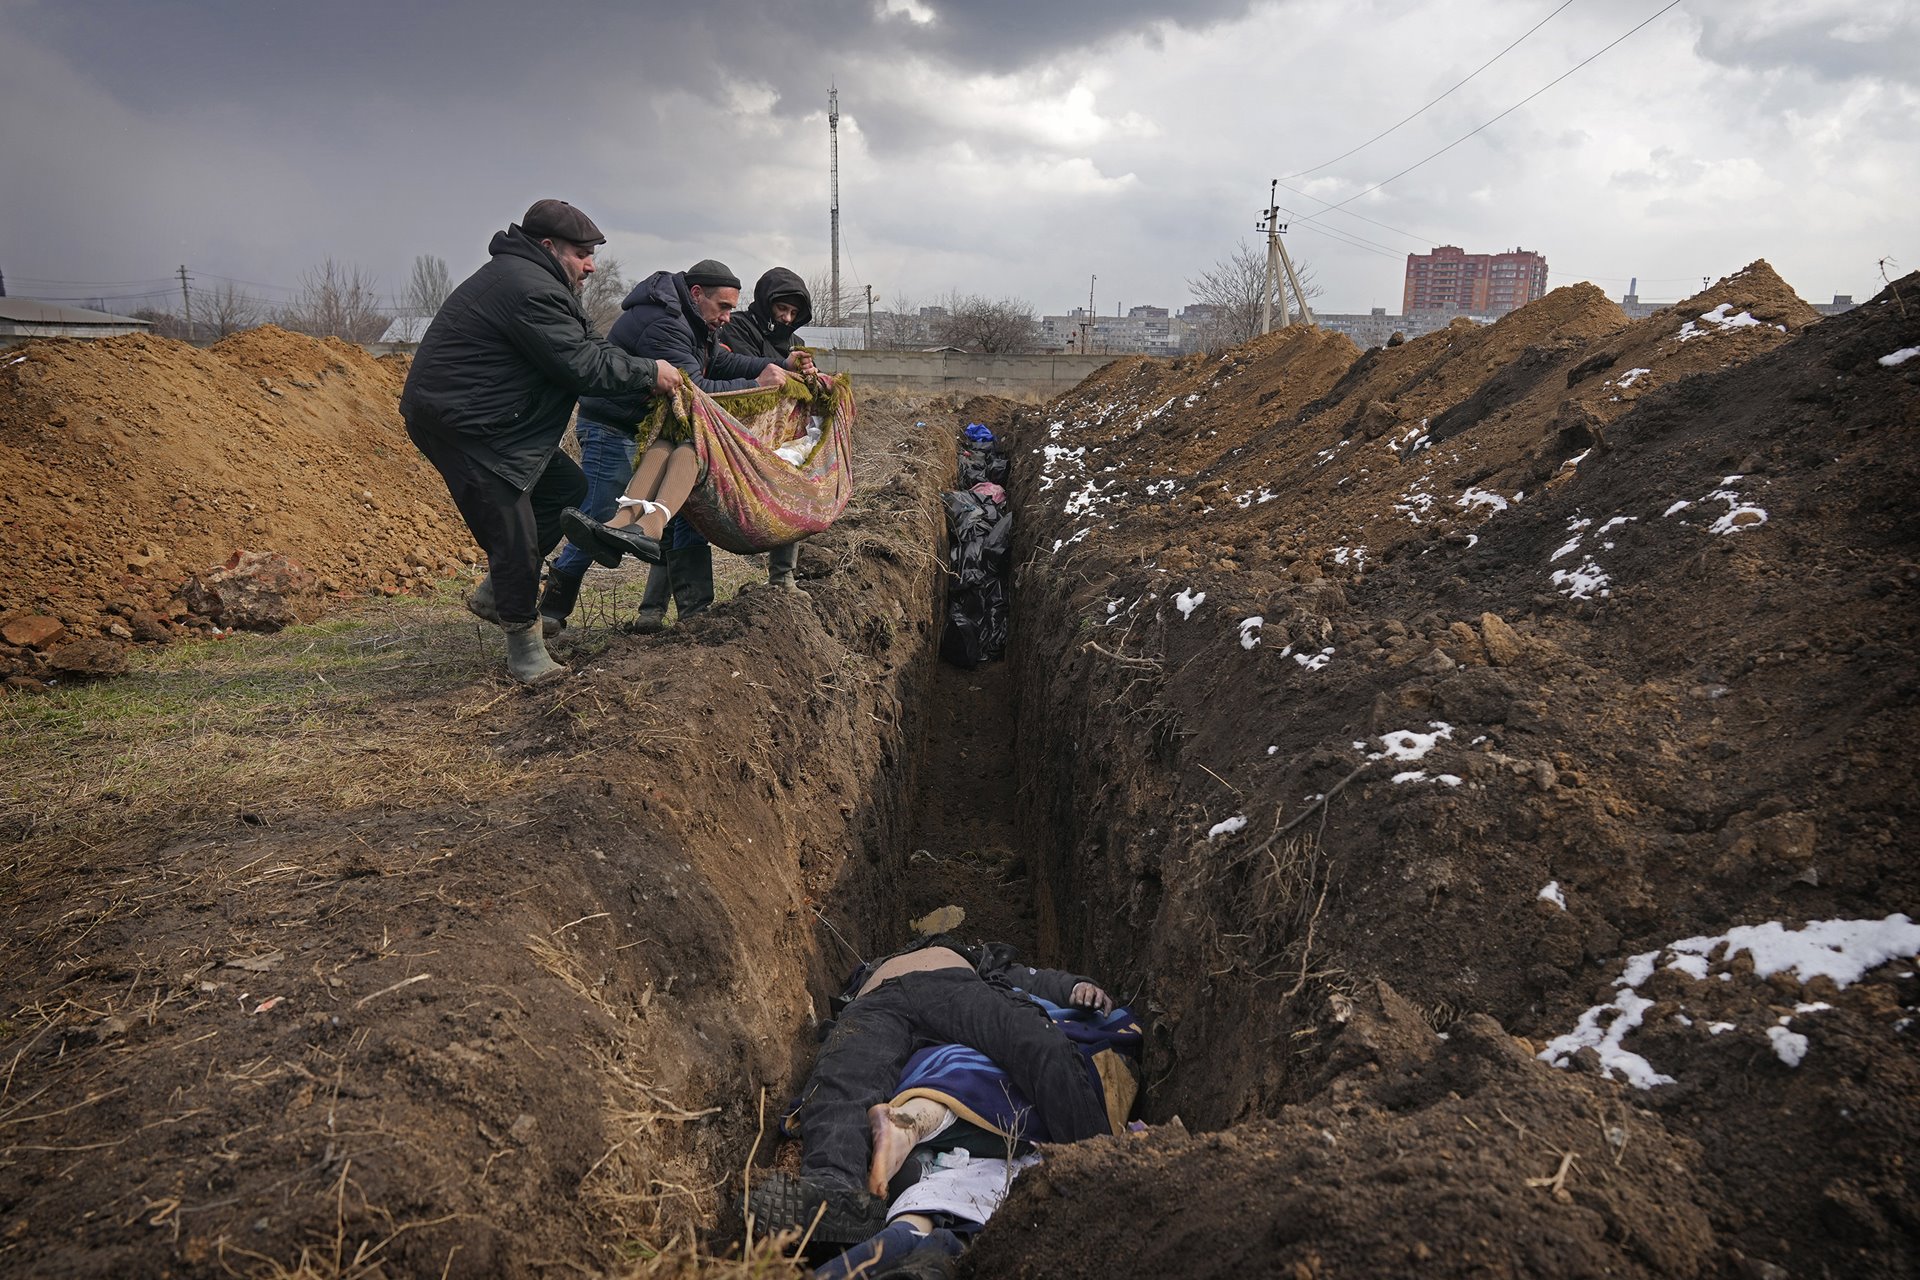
[[1174, 588, 1206, 619], [1294, 647, 1335, 672], [1238, 616, 1263, 650], [1767, 1025, 1809, 1067], [1049, 528, 1091, 553], [1206, 815, 1248, 841], [1612, 367, 1651, 388], [1676, 303, 1768, 343], [1375, 723, 1454, 762], [1708, 1021, 1735, 1035], [1457, 487, 1509, 513], [1879, 346, 1920, 367], [1551, 557, 1611, 600], [1539, 881, 1567, 910], [1664, 500, 1692, 517], [1709, 504, 1768, 535]]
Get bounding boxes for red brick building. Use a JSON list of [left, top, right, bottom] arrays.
[[1402, 245, 1548, 315]]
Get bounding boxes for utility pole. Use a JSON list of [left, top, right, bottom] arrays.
[[178, 265, 193, 341], [1081, 274, 1096, 354], [0, 269, 7, 298], [864, 284, 873, 350], [1257, 179, 1314, 334], [828, 86, 841, 328]]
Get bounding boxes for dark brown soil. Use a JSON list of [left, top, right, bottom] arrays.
[[3, 265, 1917, 1280], [975, 265, 1920, 1278]]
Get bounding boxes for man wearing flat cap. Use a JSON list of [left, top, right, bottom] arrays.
[[400, 199, 685, 683], [536, 259, 814, 634]]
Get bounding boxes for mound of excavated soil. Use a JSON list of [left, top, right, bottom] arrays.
[[983, 263, 1920, 1277], [0, 327, 474, 674]]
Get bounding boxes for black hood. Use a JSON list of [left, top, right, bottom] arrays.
[[749, 267, 812, 335]]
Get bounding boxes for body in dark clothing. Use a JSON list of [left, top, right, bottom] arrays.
[[400, 222, 666, 627], [796, 942, 1112, 1193]]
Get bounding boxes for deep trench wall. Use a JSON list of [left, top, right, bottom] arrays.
[[0, 406, 963, 1277]]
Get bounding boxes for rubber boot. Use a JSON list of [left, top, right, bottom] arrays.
[[767, 542, 807, 594], [503, 620, 566, 684], [537, 567, 582, 638], [466, 574, 503, 625], [631, 561, 671, 634], [668, 544, 715, 617]]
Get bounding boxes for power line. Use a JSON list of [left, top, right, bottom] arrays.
[[1280, 0, 1576, 181], [1318, 0, 1685, 214]]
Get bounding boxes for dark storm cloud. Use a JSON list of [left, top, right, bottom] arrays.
[[10, 0, 1263, 126]]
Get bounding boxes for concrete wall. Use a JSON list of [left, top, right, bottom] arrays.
[[808, 348, 1130, 396]]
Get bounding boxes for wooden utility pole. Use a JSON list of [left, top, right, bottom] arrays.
[[178, 265, 193, 341], [1081, 274, 1096, 353], [864, 284, 873, 349]]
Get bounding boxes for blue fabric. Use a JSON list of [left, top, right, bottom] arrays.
[[892, 1001, 1141, 1143], [549, 416, 639, 582], [963, 423, 994, 444], [664, 512, 708, 552], [815, 1223, 964, 1280]]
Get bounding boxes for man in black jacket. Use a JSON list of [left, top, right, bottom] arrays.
[[399, 199, 682, 683], [719, 268, 814, 593], [538, 261, 811, 632]]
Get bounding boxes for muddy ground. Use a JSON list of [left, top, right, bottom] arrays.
[[2, 265, 1917, 1279]]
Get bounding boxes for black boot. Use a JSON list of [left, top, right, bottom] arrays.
[[537, 567, 583, 638], [668, 544, 715, 617]]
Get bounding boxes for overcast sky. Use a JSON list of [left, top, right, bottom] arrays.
[[1, 0, 1913, 319]]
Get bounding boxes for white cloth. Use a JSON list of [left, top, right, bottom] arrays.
[[887, 1150, 1041, 1227]]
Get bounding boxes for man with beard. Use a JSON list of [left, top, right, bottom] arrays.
[[399, 199, 683, 683]]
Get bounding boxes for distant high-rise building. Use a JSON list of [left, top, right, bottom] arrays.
[[1403, 245, 1548, 316]]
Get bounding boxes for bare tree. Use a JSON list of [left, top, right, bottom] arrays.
[[582, 256, 627, 336], [405, 254, 453, 318], [201, 281, 260, 338], [1187, 239, 1320, 352], [805, 268, 862, 330], [930, 291, 1040, 353], [869, 295, 929, 349], [276, 259, 389, 342], [128, 307, 189, 341]]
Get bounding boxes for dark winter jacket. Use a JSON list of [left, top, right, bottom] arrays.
[[399, 224, 661, 490], [834, 936, 1093, 1012], [718, 267, 812, 361], [575, 270, 775, 431]]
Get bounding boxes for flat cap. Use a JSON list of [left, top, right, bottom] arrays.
[[685, 259, 742, 290], [521, 199, 605, 246]]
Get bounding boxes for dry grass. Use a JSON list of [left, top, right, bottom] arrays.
[[0, 589, 531, 871]]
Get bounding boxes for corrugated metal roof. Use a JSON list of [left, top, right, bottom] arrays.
[[0, 298, 152, 326]]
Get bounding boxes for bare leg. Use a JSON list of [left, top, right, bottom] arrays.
[[606, 443, 674, 530], [867, 1098, 953, 1196], [608, 444, 698, 540]]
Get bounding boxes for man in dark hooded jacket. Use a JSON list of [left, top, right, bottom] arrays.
[[537, 261, 810, 632], [399, 199, 682, 683], [718, 268, 815, 593]]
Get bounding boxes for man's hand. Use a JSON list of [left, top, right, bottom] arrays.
[[653, 360, 685, 392], [1069, 982, 1114, 1015], [787, 349, 817, 375], [756, 363, 792, 389]]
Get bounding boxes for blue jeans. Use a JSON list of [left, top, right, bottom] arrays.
[[550, 417, 639, 583]]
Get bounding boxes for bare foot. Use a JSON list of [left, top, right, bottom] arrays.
[[867, 1103, 920, 1197]]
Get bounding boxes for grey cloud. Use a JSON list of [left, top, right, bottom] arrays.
[[1691, 4, 1920, 87]]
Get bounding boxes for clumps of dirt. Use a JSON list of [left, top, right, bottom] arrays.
[[0, 327, 474, 678], [996, 264, 1920, 1276], [0, 398, 961, 1277]]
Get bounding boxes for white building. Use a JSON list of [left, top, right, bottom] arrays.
[[0, 299, 154, 341]]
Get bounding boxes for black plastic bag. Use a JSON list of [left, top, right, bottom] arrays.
[[958, 446, 1009, 489], [939, 489, 1012, 667]]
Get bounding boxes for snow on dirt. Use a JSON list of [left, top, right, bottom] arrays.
[[985, 261, 1920, 1278]]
